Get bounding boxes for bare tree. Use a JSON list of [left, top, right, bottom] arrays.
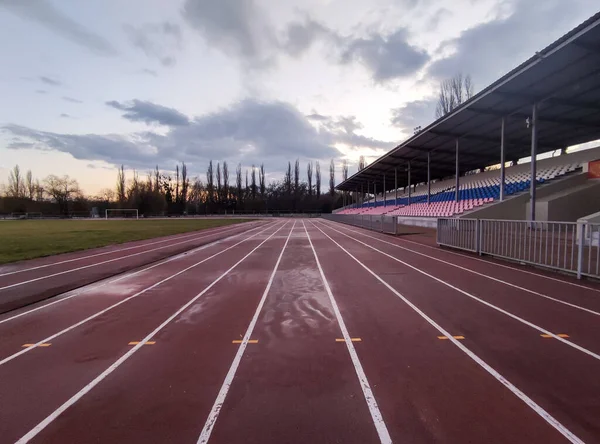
[[284, 161, 292, 196], [329, 159, 335, 196], [259, 164, 265, 197], [44, 175, 80, 215], [7, 165, 25, 198], [216, 162, 222, 203], [342, 159, 348, 181], [251, 164, 257, 199], [245, 169, 249, 198], [307, 162, 313, 196], [358, 155, 366, 171], [154, 166, 161, 193], [236, 163, 242, 204], [223, 161, 229, 203], [116, 165, 126, 204], [206, 160, 214, 203], [180, 162, 189, 209], [25, 170, 35, 200], [175, 164, 180, 203], [34, 179, 43, 201], [315, 161, 321, 198], [435, 73, 474, 118]]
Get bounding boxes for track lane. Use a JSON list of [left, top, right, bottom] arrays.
[[304, 221, 574, 443], [0, 223, 286, 443], [313, 220, 600, 443], [317, 220, 600, 358], [0, 222, 277, 361], [202, 222, 386, 444], [0, 220, 266, 313], [322, 219, 600, 310]]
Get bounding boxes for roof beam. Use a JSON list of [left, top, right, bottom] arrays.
[[574, 41, 600, 55]]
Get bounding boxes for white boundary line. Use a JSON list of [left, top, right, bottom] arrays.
[[321, 220, 600, 317], [0, 222, 265, 291], [308, 221, 584, 444], [0, 221, 261, 277], [15, 222, 289, 444], [0, 222, 272, 326], [0, 222, 282, 367], [302, 220, 392, 443], [316, 221, 600, 361], [196, 221, 296, 443]]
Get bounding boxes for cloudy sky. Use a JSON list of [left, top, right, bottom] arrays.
[[0, 0, 597, 194]]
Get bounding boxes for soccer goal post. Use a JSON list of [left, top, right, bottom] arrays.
[[105, 209, 139, 219]]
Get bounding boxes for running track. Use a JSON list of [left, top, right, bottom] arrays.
[[0, 218, 599, 443]]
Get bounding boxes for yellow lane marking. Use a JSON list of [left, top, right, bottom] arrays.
[[232, 339, 259, 344], [22, 343, 52, 348], [437, 336, 465, 340], [128, 341, 156, 345], [335, 338, 362, 342], [540, 334, 569, 338]]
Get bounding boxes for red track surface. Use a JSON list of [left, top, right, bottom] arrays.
[[0, 220, 265, 314], [1, 218, 599, 443]]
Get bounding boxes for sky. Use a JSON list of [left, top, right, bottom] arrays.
[[0, 0, 598, 195]]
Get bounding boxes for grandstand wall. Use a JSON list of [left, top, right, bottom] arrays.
[[528, 179, 600, 221]]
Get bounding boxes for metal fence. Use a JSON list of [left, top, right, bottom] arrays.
[[437, 218, 600, 279], [323, 214, 398, 234]]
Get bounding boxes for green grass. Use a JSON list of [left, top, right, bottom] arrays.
[[0, 218, 255, 264]]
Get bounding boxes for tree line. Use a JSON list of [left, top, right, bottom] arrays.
[[1, 158, 352, 217]]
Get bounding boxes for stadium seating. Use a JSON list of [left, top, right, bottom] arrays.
[[339, 148, 600, 217]]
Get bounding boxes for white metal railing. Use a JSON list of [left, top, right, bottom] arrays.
[[437, 218, 600, 279], [323, 214, 397, 234]]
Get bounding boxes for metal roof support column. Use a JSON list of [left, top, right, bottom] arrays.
[[427, 152, 431, 205], [530, 103, 537, 221], [374, 182, 377, 207], [407, 162, 412, 205], [500, 117, 506, 201], [383, 174, 386, 207], [455, 139, 460, 202], [395, 168, 398, 207]]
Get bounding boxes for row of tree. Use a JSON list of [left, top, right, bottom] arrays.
[[1, 158, 353, 217], [109, 158, 350, 215]]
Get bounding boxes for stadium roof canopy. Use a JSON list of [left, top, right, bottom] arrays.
[[336, 11, 600, 193]]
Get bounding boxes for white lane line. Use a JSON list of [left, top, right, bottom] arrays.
[[320, 220, 600, 317], [0, 222, 273, 326], [303, 220, 392, 444], [0, 221, 260, 278], [197, 221, 296, 444], [0, 222, 282, 367], [0, 222, 265, 291], [15, 222, 289, 444], [309, 221, 584, 444], [317, 220, 600, 362]]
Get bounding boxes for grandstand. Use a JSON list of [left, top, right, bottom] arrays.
[[337, 147, 600, 218]]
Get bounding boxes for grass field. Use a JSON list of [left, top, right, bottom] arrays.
[[0, 218, 255, 264]]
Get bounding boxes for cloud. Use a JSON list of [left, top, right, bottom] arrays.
[[124, 21, 182, 67], [390, 98, 437, 131], [39, 76, 61, 86], [62, 96, 82, 103], [35, 89, 47, 94], [2, 100, 390, 175], [281, 18, 337, 57], [106, 99, 190, 126], [427, 0, 596, 88], [340, 28, 430, 82], [141, 68, 158, 77], [60, 113, 71, 118], [182, 0, 277, 68], [1, 0, 116, 56]]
